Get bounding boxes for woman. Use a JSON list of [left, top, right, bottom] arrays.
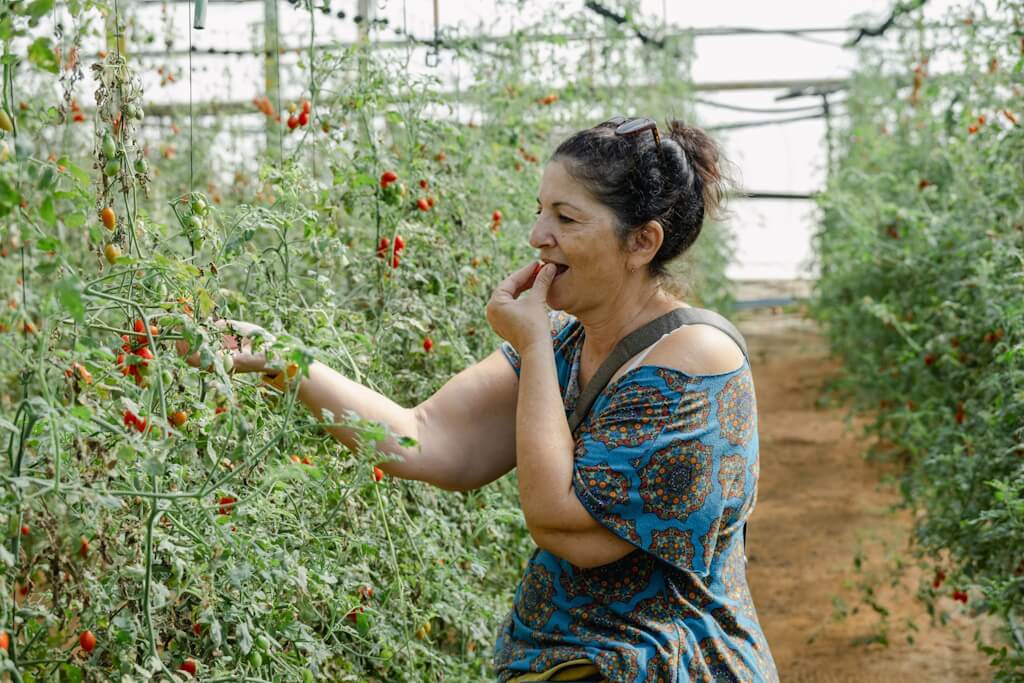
[[181, 117, 778, 682]]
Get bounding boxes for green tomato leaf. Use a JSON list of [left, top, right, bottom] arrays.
[[26, 0, 56, 19], [57, 277, 86, 324], [355, 612, 370, 637], [39, 196, 56, 227], [59, 158, 90, 187], [28, 37, 60, 74], [64, 211, 86, 228]]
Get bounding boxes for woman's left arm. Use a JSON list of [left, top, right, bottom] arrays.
[[516, 324, 746, 568], [515, 340, 637, 567]]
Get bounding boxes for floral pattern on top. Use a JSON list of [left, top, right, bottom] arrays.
[[496, 310, 778, 683]]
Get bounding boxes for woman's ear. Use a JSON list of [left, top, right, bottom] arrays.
[[630, 220, 664, 259]]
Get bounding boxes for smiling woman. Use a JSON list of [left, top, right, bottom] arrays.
[[478, 117, 778, 682]]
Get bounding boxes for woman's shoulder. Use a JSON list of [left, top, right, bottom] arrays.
[[643, 319, 747, 379]]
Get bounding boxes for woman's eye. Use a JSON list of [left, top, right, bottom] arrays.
[[535, 207, 573, 223]]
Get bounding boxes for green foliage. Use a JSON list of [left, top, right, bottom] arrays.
[[810, 1, 1024, 676]]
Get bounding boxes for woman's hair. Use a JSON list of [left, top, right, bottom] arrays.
[[551, 119, 732, 278]]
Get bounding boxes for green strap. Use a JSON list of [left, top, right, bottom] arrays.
[[566, 307, 748, 435]]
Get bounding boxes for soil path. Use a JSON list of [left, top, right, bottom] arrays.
[[738, 309, 992, 683]]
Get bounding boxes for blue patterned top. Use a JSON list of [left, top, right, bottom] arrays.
[[494, 310, 778, 683]]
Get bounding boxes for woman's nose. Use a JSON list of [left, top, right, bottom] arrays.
[[528, 219, 555, 250]]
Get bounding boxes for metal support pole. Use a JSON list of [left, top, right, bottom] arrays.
[[821, 93, 832, 177], [263, 0, 280, 160]]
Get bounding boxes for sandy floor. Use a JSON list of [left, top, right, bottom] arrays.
[[737, 309, 993, 683]]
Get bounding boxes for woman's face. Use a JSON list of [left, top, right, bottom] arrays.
[[529, 159, 632, 314]]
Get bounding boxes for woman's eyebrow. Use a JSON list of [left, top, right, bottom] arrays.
[[536, 198, 583, 212]]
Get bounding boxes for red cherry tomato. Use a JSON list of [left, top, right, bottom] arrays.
[[179, 658, 198, 676], [417, 198, 430, 211], [423, 337, 434, 353], [380, 171, 398, 188], [218, 496, 237, 515], [373, 466, 384, 482], [80, 630, 97, 653]]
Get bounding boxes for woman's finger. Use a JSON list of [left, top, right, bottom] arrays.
[[496, 261, 542, 299], [511, 261, 545, 299]]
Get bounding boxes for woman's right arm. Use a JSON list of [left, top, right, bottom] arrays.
[[286, 349, 519, 492], [183, 325, 521, 493]]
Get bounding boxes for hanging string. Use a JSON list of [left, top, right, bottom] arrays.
[[188, 0, 194, 193], [273, 0, 283, 161], [309, 0, 315, 177]]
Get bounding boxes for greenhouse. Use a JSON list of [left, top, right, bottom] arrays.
[[0, 0, 1020, 680]]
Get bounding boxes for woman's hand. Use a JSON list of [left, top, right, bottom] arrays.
[[175, 319, 276, 374], [486, 261, 558, 354]]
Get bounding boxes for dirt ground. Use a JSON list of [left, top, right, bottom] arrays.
[[738, 308, 993, 683]]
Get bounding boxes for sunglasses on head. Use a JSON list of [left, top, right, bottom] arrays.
[[603, 116, 663, 161]]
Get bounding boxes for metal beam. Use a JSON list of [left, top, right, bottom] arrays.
[[110, 77, 854, 119]]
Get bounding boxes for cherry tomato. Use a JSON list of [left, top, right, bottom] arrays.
[[101, 132, 116, 158], [79, 630, 96, 653], [20, 524, 29, 536], [298, 111, 309, 126], [492, 210, 502, 224], [380, 171, 398, 188], [0, 630, 8, 651], [218, 496, 237, 515], [79, 536, 89, 557], [100, 207, 116, 230], [373, 466, 384, 482], [393, 235, 406, 252], [525, 262, 544, 289], [170, 411, 188, 428], [417, 198, 430, 212], [179, 658, 197, 676], [104, 243, 121, 264], [423, 337, 434, 353], [302, 100, 311, 114], [287, 115, 299, 130]]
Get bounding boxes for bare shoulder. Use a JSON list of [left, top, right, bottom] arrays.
[[644, 323, 746, 377]]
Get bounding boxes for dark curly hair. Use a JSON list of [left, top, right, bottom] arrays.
[[551, 119, 731, 278]]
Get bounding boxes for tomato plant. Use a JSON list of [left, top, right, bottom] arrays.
[[0, 1, 736, 680], [811, 1, 1023, 675]]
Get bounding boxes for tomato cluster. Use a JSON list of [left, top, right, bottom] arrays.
[[376, 233, 406, 268], [287, 100, 313, 130], [116, 319, 158, 386]]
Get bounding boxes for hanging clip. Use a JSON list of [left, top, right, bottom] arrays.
[[193, 0, 207, 30], [425, 46, 440, 68]]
